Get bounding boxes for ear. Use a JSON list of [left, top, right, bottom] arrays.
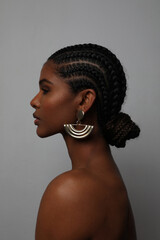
[[77, 89, 96, 113]]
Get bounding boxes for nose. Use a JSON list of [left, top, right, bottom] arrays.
[[30, 93, 40, 109]]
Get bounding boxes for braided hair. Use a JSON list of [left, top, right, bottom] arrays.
[[47, 43, 140, 148]]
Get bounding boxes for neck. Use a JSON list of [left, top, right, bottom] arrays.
[[62, 131, 114, 171]]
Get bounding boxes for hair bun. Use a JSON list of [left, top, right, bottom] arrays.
[[105, 112, 140, 148]]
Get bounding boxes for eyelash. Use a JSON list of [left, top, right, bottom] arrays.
[[42, 88, 49, 94]]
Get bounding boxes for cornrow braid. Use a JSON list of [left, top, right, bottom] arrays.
[[49, 47, 126, 121], [47, 43, 140, 148], [57, 63, 109, 123]]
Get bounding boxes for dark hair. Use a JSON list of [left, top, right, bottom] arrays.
[[48, 43, 140, 148]]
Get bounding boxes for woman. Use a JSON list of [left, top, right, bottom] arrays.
[[30, 43, 140, 240]]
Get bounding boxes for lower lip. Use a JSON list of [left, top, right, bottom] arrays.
[[34, 119, 40, 125]]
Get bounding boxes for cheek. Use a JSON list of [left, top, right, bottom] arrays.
[[43, 95, 76, 125]]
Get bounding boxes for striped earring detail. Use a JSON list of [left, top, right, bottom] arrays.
[[64, 110, 94, 139]]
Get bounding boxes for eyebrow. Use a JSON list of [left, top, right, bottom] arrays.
[[39, 79, 53, 86]]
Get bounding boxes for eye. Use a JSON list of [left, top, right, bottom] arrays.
[[41, 87, 49, 94]]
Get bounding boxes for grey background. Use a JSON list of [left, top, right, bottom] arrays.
[[0, 0, 160, 239]]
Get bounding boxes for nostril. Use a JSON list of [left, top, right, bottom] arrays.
[[31, 100, 40, 109]]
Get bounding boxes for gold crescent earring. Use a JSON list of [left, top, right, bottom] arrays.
[[64, 110, 94, 139]]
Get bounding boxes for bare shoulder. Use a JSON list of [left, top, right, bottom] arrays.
[[35, 169, 130, 240], [42, 168, 106, 201], [35, 169, 106, 240]]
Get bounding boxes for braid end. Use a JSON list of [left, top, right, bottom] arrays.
[[105, 112, 140, 148]]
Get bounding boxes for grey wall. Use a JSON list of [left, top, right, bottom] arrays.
[[1, 0, 160, 239]]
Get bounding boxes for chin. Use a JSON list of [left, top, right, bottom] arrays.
[[36, 132, 48, 138], [36, 128, 58, 138], [36, 129, 50, 138]]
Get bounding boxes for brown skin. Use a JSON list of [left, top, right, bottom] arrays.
[[30, 61, 137, 240]]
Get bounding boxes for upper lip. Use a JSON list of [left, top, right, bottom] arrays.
[[33, 113, 40, 120]]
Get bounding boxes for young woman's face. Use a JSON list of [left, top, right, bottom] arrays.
[[30, 61, 77, 138]]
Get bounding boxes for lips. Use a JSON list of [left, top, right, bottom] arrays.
[[33, 113, 40, 119], [33, 113, 40, 125]]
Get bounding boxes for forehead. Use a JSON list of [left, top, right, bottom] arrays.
[[39, 61, 72, 91], [39, 61, 63, 85], [40, 61, 57, 77]]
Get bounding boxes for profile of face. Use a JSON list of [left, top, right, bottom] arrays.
[[30, 61, 78, 138]]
